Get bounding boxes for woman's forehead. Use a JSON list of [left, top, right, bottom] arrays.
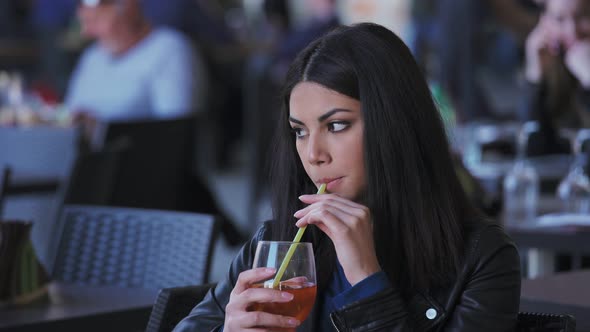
[[289, 82, 360, 116]]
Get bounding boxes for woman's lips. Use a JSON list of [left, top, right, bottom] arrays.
[[318, 177, 343, 192]]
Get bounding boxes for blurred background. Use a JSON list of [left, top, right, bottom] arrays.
[[2, 0, 590, 331]]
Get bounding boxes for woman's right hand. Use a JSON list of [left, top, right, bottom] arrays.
[[224, 268, 301, 331], [525, 15, 561, 83]]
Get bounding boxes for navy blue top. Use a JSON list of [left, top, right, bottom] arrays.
[[319, 262, 391, 331]]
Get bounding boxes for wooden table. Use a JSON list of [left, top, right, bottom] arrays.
[[0, 283, 158, 332], [521, 270, 590, 332]]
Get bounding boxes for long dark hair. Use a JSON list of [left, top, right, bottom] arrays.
[[269, 23, 479, 292]]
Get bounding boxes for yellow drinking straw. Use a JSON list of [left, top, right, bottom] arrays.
[[272, 183, 326, 288]]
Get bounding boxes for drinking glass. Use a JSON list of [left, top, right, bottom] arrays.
[[557, 129, 590, 213], [249, 241, 317, 323], [503, 121, 539, 226]]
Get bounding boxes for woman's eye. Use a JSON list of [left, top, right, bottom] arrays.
[[328, 121, 349, 132], [291, 127, 308, 138]]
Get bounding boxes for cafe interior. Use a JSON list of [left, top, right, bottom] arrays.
[[0, 0, 589, 331]]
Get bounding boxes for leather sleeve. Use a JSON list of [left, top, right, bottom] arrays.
[[444, 225, 521, 331], [330, 225, 521, 332], [172, 226, 268, 332], [330, 287, 413, 331]]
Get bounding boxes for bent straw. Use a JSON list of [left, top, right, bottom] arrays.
[[272, 183, 326, 288]]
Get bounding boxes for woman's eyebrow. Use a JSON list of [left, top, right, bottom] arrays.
[[289, 108, 353, 125], [288, 116, 304, 125], [318, 108, 352, 122]]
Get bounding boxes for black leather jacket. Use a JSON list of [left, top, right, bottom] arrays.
[[174, 221, 521, 331]]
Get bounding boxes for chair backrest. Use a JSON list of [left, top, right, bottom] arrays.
[[61, 139, 130, 206], [51, 205, 218, 290], [517, 312, 576, 332], [146, 283, 215, 332], [93, 117, 196, 210]]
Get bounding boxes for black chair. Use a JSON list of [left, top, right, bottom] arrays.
[[94, 117, 196, 210], [51, 205, 219, 290], [517, 312, 576, 332], [62, 139, 130, 205], [146, 283, 215, 332], [145, 284, 577, 332], [91, 117, 246, 245]]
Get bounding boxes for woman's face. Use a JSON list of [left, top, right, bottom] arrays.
[[545, 0, 590, 47], [289, 82, 366, 201]]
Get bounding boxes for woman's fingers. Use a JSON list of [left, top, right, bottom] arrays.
[[237, 311, 300, 330], [283, 276, 309, 284], [299, 193, 364, 209], [295, 194, 368, 219], [242, 288, 294, 304], [230, 269, 295, 312], [294, 194, 372, 240], [294, 199, 380, 286], [295, 206, 351, 238], [232, 268, 277, 295], [226, 268, 301, 331], [228, 287, 294, 313]]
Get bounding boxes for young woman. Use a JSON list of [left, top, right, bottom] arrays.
[[174, 22, 521, 331]]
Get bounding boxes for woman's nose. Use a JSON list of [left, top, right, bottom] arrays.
[[307, 133, 329, 165]]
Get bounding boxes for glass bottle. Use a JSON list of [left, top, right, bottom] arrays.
[[503, 122, 540, 226]]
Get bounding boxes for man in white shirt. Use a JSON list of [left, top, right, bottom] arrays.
[[66, 0, 207, 121]]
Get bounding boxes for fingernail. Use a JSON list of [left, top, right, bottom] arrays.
[[288, 318, 300, 326], [282, 292, 294, 300], [265, 268, 276, 273]]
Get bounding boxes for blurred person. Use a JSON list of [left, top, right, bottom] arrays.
[[522, 0, 590, 273], [65, 0, 207, 122], [522, 0, 590, 155], [412, 0, 540, 122], [65, 0, 248, 246]]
